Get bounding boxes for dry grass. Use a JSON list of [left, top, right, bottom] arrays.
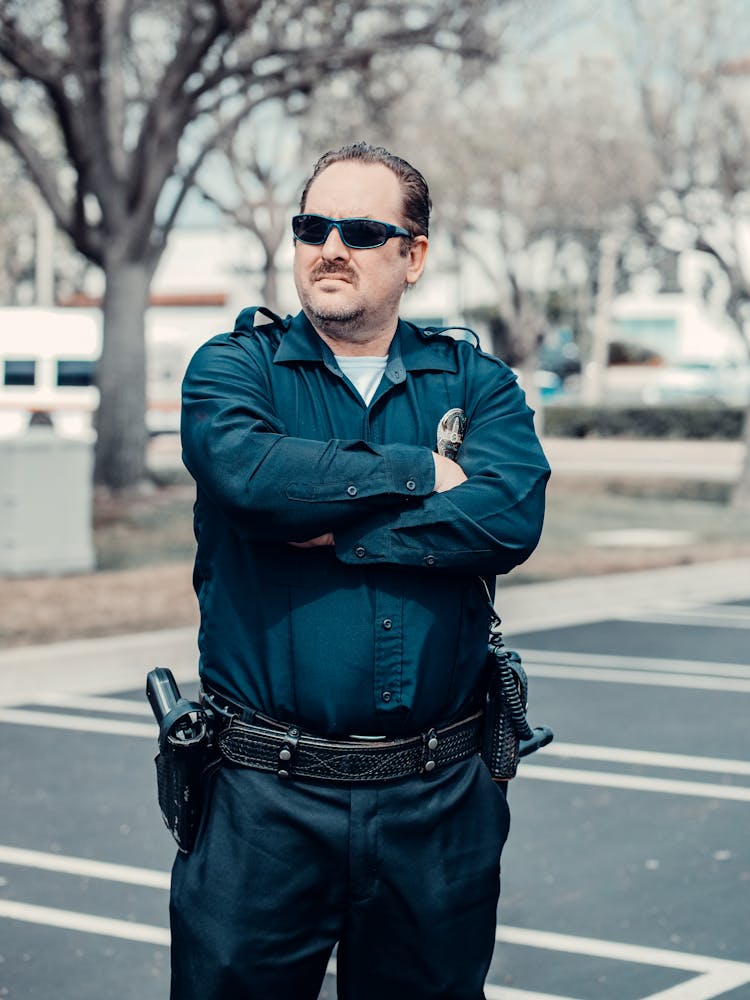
[[0, 563, 198, 648]]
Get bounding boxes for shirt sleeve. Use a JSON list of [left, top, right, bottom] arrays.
[[334, 367, 550, 576], [180, 335, 435, 540]]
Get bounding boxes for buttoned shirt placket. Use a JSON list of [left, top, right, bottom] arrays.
[[329, 346, 409, 721]]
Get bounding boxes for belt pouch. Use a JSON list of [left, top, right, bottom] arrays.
[[147, 668, 219, 854], [481, 649, 527, 781], [154, 735, 218, 854]]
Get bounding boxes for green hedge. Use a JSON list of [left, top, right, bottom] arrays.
[[543, 405, 746, 440]]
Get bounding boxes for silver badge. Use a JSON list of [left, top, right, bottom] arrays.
[[436, 408, 467, 460]]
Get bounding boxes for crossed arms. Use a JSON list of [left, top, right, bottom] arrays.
[[181, 335, 550, 577]]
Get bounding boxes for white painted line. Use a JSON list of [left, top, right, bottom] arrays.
[[626, 613, 750, 630], [519, 649, 750, 680], [0, 845, 170, 889], [485, 986, 581, 1000], [324, 955, 579, 999], [496, 925, 750, 977], [630, 607, 750, 629], [3, 895, 747, 999], [521, 765, 750, 802], [34, 693, 153, 716], [641, 968, 750, 1000], [0, 899, 170, 945], [519, 663, 750, 694], [9, 841, 741, 998], [548, 742, 750, 777], [0, 708, 154, 738]]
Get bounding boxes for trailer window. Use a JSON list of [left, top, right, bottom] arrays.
[[57, 359, 95, 387], [4, 360, 36, 386]]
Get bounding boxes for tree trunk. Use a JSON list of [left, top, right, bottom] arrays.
[[730, 406, 750, 509], [261, 253, 279, 313], [94, 256, 153, 490], [583, 231, 619, 405]]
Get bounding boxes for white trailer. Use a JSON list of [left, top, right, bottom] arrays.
[[0, 307, 209, 437], [0, 308, 100, 438]]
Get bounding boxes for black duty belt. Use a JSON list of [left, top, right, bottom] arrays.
[[203, 690, 483, 783]]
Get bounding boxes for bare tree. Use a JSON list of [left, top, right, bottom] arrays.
[[622, 0, 750, 504], [380, 52, 658, 409], [196, 103, 305, 313], [0, 146, 90, 305], [0, 148, 39, 303], [0, 0, 508, 489]]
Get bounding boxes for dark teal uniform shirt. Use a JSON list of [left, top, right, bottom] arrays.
[[181, 308, 550, 737]]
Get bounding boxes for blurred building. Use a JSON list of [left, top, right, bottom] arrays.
[[597, 291, 750, 406]]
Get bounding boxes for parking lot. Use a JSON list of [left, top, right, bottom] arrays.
[[1, 560, 749, 1000]]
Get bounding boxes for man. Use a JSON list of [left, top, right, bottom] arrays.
[[173, 141, 550, 1000]]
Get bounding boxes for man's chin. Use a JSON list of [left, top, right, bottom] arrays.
[[305, 293, 363, 327], [311, 307, 365, 327], [306, 301, 367, 338]]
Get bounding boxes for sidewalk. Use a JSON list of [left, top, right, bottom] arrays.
[[542, 437, 743, 482], [1, 558, 748, 708]]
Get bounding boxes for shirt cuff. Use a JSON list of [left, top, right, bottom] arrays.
[[383, 444, 435, 499]]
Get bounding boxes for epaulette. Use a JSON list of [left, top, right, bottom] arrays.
[[231, 306, 290, 338], [413, 323, 481, 348]]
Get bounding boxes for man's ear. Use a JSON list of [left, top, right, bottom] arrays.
[[405, 235, 429, 286]]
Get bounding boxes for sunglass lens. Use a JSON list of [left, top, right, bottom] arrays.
[[341, 220, 388, 248], [293, 216, 329, 243]]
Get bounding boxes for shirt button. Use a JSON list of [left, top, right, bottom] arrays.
[[406, 479, 416, 491], [355, 545, 366, 558], [347, 485, 358, 497], [382, 618, 393, 630], [381, 691, 392, 703], [425, 554, 436, 566]]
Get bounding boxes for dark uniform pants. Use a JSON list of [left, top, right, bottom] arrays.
[[170, 755, 510, 1000]]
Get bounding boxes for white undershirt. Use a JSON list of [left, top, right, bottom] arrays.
[[334, 355, 389, 406]]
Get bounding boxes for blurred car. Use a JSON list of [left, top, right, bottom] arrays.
[[538, 329, 581, 380], [640, 359, 750, 406], [589, 358, 750, 407]]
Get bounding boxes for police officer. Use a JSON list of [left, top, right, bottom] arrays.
[[172, 141, 550, 999]]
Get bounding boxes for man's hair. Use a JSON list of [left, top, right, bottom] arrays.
[[299, 141, 431, 240]]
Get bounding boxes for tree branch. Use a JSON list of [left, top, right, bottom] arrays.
[[0, 105, 68, 229], [0, 9, 69, 85]]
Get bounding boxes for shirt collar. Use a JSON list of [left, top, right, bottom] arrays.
[[274, 311, 458, 376]]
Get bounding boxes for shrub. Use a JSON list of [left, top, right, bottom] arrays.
[[543, 405, 746, 440]]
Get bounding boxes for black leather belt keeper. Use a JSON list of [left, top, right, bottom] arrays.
[[214, 709, 484, 783]]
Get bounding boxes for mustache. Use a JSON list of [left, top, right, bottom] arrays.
[[311, 261, 357, 282]]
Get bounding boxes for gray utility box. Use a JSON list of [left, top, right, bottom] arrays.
[[0, 427, 95, 576]]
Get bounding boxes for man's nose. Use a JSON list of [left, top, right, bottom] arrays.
[[321, 225, 350, 259]]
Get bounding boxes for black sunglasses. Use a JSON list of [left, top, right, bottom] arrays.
[[292, 214, 412, 249]]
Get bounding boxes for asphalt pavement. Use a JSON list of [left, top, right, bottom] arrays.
[[2, 557, 750, 999]]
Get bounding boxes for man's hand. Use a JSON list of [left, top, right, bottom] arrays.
[[432, 452, 467, 492], [288, 533, 335, 548]]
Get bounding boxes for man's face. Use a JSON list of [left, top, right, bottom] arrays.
[[293, 161, 428, 349]]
